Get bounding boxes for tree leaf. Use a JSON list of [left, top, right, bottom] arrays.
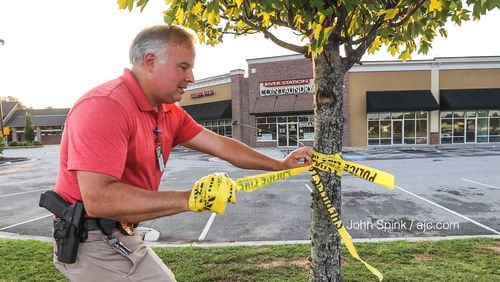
[[192, 2, 203, 14], [429, 0, 444, 13]]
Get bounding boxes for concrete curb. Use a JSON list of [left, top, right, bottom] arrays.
[[2, 230, 498, 248]]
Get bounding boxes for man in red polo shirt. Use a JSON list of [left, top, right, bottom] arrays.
[[50, 25, 312, 281]]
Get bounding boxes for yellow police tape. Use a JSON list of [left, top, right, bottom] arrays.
[[232, 151, 393, 281], [193, 151, 394, 280]]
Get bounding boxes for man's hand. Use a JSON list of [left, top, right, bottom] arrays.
[[278, 147, 313, 170], [189, 173, 236, 215]]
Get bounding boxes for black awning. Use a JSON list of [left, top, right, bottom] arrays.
[[440, 88, 500, 111], [182, 100, 232, 120], [366, 90, 439, 113]]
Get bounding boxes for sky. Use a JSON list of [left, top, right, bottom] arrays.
[[0, 0, 499, 109]]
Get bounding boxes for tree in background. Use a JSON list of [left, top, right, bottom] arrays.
[[24, 111, 35, 143], [118, 0, 499, 280], [0, 135, 4, 154]]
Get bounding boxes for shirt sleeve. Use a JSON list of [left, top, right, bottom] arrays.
[[66, 96, 130, 179], [171, 105, 204, 146]]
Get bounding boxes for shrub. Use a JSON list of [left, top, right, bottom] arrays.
[[0, 135, 4, 154], [8, 141, 18, 146]]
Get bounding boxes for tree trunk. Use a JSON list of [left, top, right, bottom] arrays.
[[309, 41, 346, 281]]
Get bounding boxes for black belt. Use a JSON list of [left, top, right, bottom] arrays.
[[83, 218, 118, 231], [83, 218, 136, 236]]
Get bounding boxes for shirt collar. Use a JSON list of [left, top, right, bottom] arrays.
[[121, 69, 171, 113]]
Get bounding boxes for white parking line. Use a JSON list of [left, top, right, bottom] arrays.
[[0, 188, 48, 198], [396, 185, 500, 235], [198, 212, 217, 241], [461, 178, 500, 190], [0, 214, 53, 231], [304, 184, 313, 192], [0, 178, 55, 188]]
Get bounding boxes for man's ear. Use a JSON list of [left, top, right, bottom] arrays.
[[143, 53, 156, 72]]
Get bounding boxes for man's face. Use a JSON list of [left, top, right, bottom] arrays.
[[150, 43, 195, 105]]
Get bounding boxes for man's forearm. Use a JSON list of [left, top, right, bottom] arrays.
[[81, 181, 190, 223]]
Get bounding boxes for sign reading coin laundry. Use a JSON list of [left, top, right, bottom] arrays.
[[260, 78, 314, 96]]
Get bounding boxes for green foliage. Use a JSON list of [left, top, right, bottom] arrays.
[[118, 0, 500, 61], [8, 141, 19, 146], [24, 111, 35, 143], [0, 135, 4, 154], [0, 238, 499, 281], [7, 140, 42, 147]]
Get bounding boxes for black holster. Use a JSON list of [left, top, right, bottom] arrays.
[[39, 191, 84, 264]]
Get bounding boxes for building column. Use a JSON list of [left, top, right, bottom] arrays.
[[12, 128, 18, 142], [230, 69, 249, 144], [36, 126, 42, 142], [430, 62, 440, 144]]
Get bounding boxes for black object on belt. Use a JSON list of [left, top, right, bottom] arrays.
[[84, 218, 117, 232], [83, 218, 137, 237]]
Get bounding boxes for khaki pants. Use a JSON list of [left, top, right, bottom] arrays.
[[53, 229, 176, 282]]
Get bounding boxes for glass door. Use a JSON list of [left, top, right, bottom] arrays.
[[465, 118, 476, 143], [288, 123, 298, 147], [278, 123, 288, 147], [277, 123, 298, 147], [392, 120, 403, 145]]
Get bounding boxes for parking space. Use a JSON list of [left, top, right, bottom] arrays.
[[0, 145, 499, 243]]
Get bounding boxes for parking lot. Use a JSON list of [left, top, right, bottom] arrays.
[[1, 144, 499, 244]]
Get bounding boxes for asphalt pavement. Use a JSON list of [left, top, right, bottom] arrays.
[[1, 144, 499, 245]]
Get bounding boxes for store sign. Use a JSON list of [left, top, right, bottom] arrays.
[[191, 89, 215, 99], [259, 78, 314, 96]]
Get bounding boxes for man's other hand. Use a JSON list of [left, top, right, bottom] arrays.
[[278, 147, 313, 170]]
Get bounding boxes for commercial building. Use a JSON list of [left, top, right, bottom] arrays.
[[2, 55, 498, 148], [182, 55, 500, 148], [1, 101, 69, 145]]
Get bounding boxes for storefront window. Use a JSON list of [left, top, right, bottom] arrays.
[[416, 119, 427, 137], [380, 120, 391, 138], [202, 119, 232, 137], [368, 113, 379, 121], [404, 120, 415, 144], [380, 112, 391, 120], [368, 121, 380, 138], [392, 112, 404, 119], [490, 111, 500, 142], [257, 114, 314, 144], [257, 123, 277, 141], [367, 111, 429, 146], [404, 112, 415, 119], [298, 115, 314, 141], [440, 110, 500, 144]]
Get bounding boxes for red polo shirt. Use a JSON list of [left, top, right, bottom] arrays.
[[55, 69, 203, 204]]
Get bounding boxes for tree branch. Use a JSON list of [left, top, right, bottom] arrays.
[[389, 0, 427, 27], [241, 18, 308, 54], [345, 17, 384, 71]]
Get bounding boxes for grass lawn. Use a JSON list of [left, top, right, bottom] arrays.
[[0, 237, 498, 281]]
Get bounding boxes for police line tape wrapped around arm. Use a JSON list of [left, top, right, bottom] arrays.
[[188, 172, 237, 215]]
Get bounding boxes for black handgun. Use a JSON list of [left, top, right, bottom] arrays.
[[39, 191, 84, 263]]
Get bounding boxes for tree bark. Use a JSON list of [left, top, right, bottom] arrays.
[[309, 41, 345, 281]]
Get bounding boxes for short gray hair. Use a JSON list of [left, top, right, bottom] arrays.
[[129, 25, 196, 65]]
